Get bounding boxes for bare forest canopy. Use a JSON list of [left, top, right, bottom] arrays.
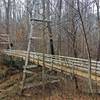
[[0, 0, 100, 60]]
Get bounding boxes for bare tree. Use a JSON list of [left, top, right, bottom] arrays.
[[3, 0, 11, 49], [41, 0, 46, 99], [12, 0, 16, 48], [46, 0, 55, 55], [77, 0, 93, 93], [94, 0, 100, 94], [57, 0, 62, 55], [95, 0, 100, 61]]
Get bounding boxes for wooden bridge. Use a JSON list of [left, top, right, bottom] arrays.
[[3, 50, 100, 84]]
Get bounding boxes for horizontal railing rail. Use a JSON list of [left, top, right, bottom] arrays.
[[3, 50, 100, 76]]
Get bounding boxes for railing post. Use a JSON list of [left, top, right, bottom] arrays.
[[60, 57, 63, 72], [37, 54, 39, 66], [51, 55, 53, 71], [72, 61, 75, 77]]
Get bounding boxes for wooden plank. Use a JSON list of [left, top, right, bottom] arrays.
[[24, 65, 38, 69], [23, 70, 33, 74]]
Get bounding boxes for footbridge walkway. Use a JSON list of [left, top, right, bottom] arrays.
[[3, 50, 100, 84]]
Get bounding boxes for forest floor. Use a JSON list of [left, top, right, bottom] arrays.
[[0, 64, 100, 100]]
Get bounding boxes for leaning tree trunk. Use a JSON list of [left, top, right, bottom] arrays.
[[77, 0, 93, 93]]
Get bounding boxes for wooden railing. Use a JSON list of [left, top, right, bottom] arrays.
[[3, 50, 100, 81]]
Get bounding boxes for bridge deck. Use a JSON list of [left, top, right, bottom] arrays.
[[3, 50, 100, 85]]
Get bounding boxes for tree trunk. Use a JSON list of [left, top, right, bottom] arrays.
[[77, 0, 93, 93], [46, 0, 55, 55], [57, 0, 62, 55]]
